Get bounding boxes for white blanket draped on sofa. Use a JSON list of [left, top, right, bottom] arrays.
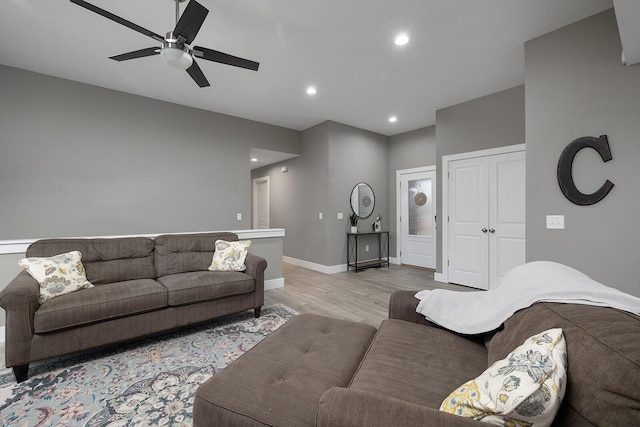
[[415, 261, 640, 334]]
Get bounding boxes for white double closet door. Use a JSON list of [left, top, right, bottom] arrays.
[[448, 150, 525, 290]]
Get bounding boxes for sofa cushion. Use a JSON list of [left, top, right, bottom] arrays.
[[349, 319, 488, 410], [19, 251, 94, 303], [158, 271, 255, 306], [441, 328, 567, 426], [26, 238, 156, 285], [487, 302, 640, 426], [34, 279, 167, 333], [154, 233, 239, 277]]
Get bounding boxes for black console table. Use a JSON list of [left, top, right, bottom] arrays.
[[346, 231, 390, 272]]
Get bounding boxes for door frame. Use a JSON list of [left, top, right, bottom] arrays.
[[252, 176, 270, 229], [439, 144, 525, 284], [395, 165, 436, 266]]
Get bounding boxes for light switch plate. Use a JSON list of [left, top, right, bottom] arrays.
[[237, 213, 242, 221], [319, 212, 323, 220], [546, 215, 564, 229], [337, 212, 343, 220]]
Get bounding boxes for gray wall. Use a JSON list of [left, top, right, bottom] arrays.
[[253, 121, 389, 267], [0, 65, 300, 240], [327, 121, 389, 266], [388, 126, 437, 257], [434, 86, 526, 272], [0, 65, 300, 312], [525, 9, 640, 296]]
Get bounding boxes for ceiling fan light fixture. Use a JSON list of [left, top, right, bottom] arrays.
[[161, 46, 193, 70]]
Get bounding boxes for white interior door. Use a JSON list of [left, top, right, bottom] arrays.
[[448, 157, 489, 289], [447, 150, 525, 290], [489, 151, 526, 285], [399, 169, 436, 269], [252, 176, 270, 229]]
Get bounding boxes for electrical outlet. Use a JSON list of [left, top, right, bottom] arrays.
[[546, 215, 564, 229], [337, 212, 343, 220], [319, 212, 323, 220], [365, 245, 370, 252], [236, 213, 242, 221]]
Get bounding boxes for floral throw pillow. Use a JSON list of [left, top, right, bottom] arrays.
[[208, 240, 252, 272], [440, 328, 567, 427], [19, 251, 94, 303]]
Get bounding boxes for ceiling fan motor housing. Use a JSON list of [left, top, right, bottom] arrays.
[[161, 32, 193, 69]]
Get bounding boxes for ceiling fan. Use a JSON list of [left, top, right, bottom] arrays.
[[70, 0, 260, 87]]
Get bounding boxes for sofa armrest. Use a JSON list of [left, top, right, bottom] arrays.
[[0, 271, 40, 367], [317, 387, 481, 427], [388, 290, 437, 326], [244, 253, 267, 308]]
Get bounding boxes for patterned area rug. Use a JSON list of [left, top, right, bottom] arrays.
[[0, 304, 297, 426]]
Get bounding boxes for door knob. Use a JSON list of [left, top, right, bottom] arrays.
[[489, 228, 495, 233], [482, 228, 488, 233]]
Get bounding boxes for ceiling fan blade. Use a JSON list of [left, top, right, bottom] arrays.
[[173, 0, 209, 44], [110, 47, 160, 62], [186, 60, 210, 88], [193, 46, 260, 71], [70, 0, 164, 43]]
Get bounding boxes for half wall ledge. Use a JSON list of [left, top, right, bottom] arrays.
[[0, 229, 285, 255]]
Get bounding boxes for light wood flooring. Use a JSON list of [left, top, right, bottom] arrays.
[[265, 262, 472, 327]]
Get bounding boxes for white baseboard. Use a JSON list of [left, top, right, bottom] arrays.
[[434, 272, 448, 283], [283, 256, 346, 275], [264, 278, 284, 290]]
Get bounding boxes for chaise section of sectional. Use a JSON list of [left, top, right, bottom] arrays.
[[193, 313, 377, 427]]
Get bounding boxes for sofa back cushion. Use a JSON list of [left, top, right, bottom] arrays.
[[154, 233, 239, 277], [486, 302, 640, 426], [26, 237, 156, 285]]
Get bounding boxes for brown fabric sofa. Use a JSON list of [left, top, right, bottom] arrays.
[[194, 290, 640, 426], [0, 232, 266, 383]]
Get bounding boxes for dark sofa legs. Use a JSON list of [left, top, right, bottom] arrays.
[[13, 365, 28, 383], [254, 307, 261, 318]]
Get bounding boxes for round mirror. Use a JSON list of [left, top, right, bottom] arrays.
[[350, 182, 375, 219]]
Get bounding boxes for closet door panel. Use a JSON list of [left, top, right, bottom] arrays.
[[489, 151, 526, 286], [448, 157, 489, 289]]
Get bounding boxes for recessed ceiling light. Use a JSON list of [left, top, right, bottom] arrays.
[[389, 116, 398, 123], [306, 86, 317, 95], [251, 158, 258, 162], [394, 33, 410, 46]]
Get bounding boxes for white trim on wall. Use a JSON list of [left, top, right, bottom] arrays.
[[440, 144, 525, 284], [0, 229, 286, 255], [283, 256, 347, 275], [264, 278, 284, 290]]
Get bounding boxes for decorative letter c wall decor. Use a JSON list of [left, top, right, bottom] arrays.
[[557, 135, 614, 206]]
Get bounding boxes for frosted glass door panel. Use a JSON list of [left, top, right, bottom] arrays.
[[400, 169, 436, 269], [408, 179, 433, 237]]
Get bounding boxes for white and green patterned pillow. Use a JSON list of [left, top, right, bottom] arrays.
[[19, 251, 94, 303], [440, 328, 567, 427], [208, 240, 252, 271]]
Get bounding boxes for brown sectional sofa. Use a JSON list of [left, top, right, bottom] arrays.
[[0, 232, 266, 383], [194, 290, 640, 426]]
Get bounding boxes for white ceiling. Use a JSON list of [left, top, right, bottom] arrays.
[[1, 0, 617, 136]]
